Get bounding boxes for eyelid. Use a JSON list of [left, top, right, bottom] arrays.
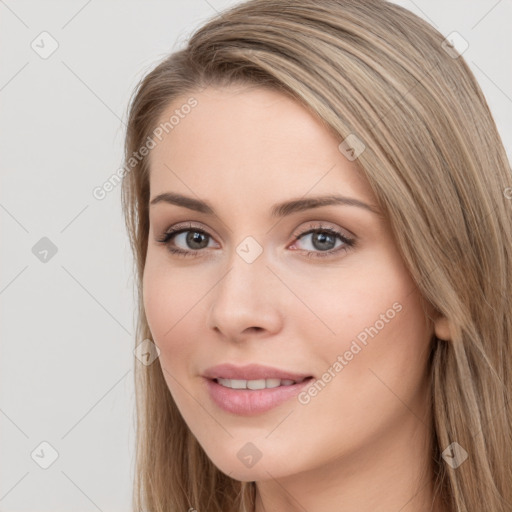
[[159, 221, 218, 240], [158, 221, 353, 243], [290, 221, 355, 241]]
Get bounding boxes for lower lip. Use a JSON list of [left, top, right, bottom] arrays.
[[204, 377, 313, 416]]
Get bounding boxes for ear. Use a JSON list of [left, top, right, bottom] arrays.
[[434, 314, 452, 341]]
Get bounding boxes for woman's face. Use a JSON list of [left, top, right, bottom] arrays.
[[143, 85, 437, 482]]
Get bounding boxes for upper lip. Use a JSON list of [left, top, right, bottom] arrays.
[[203, 363, 313, 381]]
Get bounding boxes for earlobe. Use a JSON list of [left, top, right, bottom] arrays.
[[434, 315, 452, 341]]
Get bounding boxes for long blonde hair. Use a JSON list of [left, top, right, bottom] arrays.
[[121, 1, 512, 510]]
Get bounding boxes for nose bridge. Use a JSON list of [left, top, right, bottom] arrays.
[[207, 236, 282, 336], [216, 239, 269, 307]]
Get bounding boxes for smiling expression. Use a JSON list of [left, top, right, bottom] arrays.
[[142, 84, 437, 482]]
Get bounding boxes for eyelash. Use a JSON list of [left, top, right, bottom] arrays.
[[156, 222, 356, 259]]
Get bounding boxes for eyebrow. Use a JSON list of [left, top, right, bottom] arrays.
[[149, 192, 381, 217]]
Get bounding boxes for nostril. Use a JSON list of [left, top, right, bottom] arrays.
[[246, 326, 263, 333]]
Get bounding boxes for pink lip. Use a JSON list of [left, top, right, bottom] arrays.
[[202, 363, 314, 416], [202, 363, 312, 381]]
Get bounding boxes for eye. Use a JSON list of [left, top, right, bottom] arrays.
[[156, 221, 356, 259], [156, 222, 217, 258], [289, 223, 356, 259]]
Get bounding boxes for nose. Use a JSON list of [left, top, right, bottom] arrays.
[[206, 247, 284, 341]]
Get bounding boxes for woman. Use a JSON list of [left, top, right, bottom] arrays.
[[121, 1, 512, 510]]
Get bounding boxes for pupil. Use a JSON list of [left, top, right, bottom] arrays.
[[313, 232, 335, 251], [187, 231, 208, 249]]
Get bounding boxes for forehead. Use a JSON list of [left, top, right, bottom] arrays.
[[148, 85, 374, 210]]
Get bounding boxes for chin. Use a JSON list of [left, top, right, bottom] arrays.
[[202, 442, 299, 483]]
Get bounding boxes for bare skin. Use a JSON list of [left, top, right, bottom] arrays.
[[143, 85, 450, 512]]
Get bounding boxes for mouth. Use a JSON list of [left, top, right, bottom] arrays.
[[202, 363, 315, 415], [212, 376, 313, 390]]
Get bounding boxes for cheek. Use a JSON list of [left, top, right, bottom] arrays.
[[142, 258, 206, 416], [143, 252, 198, 339], [142, 253, 213, 373], [294, 251, 432, 418], [284, 247, 421, 355], [291, 248, 432, 414]]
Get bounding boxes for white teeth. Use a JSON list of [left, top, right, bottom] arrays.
[[247, 379, 266, 390], [230, 379, 247, 389], [265, 378, 281, 388], [216, 378, 298, 389]]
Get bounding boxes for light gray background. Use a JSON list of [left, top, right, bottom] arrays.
[[1, 1, 511, 511]]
